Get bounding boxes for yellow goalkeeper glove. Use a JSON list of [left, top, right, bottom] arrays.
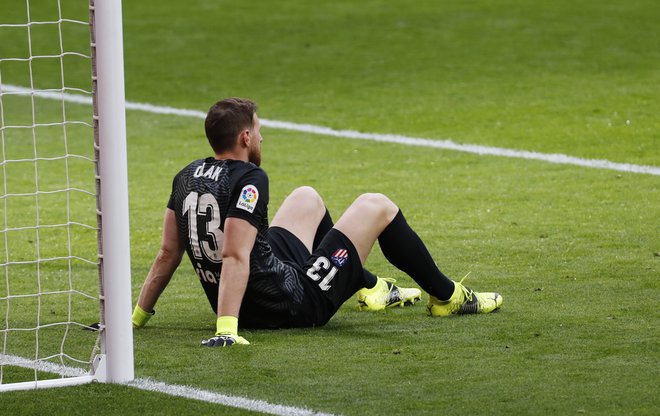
[[132, 304, 155, 328], [201, 316, 250, 347]]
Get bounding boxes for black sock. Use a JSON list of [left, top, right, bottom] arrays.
[[316, 208, 377, 289], [313, 208, 335, 250], [378, 210, 455, 300], [362, 269, 378, 289]]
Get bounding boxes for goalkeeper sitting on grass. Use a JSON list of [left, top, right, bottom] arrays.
[[132, 98, 502, 346]]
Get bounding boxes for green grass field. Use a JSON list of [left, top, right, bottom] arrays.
[[1, 0, 659, 414]]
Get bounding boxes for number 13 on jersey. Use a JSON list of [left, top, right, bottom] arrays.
[[183, 191, 224, 262], [306, 257, 337, 291]]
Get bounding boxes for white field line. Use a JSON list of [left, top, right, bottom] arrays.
[[2, 84, 659, 176], [130, 378, 335, 416], [1, 354, 335, 416], [1, 354, 88, 377]]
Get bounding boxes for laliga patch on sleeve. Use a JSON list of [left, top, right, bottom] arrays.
[[236, 184, 259, 213]]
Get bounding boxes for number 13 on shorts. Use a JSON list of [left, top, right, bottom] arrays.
[[306, 257, 338, 291]]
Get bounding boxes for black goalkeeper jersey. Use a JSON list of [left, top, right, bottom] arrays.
[[167, 157, 305, 328]]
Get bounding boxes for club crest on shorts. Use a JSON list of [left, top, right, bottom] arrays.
[[237, 184, 259, 213], [331, 248, 349, 267]]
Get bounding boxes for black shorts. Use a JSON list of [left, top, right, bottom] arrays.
[[267, 226, 365, 327]]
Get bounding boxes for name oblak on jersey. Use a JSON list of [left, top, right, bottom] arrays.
[[193, 163, 223, 181]]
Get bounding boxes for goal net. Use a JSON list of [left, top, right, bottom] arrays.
[[0, 0, 133, 391]]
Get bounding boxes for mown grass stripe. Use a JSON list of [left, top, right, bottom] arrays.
[[2, 84, 658, 176]]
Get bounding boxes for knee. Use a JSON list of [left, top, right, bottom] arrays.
[[290, 186, 322, 202], [289, 186, 325, 211], [354, 193, 398, 221]]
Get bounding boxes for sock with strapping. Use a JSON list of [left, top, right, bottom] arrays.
[[378, 210, 455, 300]]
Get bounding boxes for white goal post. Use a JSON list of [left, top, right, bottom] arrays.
[[0, 0, 133, 391]]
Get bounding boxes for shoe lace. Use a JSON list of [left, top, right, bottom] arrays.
[[378, 277, 399, 303], [457, 272, 473, 302]]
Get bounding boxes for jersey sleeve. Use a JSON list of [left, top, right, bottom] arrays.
[[226, 167, 269, 229], [166, 171, 180, 210]]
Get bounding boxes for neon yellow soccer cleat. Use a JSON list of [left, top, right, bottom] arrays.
[[427, 277, 502, 317], [357, 277, 422, 311]]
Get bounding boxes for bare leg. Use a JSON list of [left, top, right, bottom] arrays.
[[333, 193, 399, 265], [329, 193, 501, 314], [271, 186, 326, 252], [335, 193, 457, 300]]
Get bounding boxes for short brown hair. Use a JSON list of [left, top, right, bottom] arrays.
[[204, 98, 258, 153]]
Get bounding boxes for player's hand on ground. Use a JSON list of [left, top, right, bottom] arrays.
[[201, 333, 250, 347]]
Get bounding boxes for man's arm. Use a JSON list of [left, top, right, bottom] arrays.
[[133, 208, 184, 327], [202, 216, 257, 347], [217, 216, 257, 316]]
